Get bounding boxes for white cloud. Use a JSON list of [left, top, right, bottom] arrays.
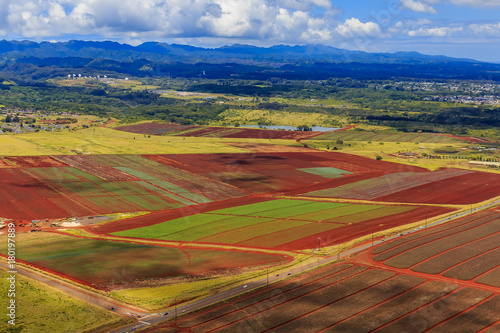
[[334, 18, 381, 39], [0, 0, 384, 45], [400, 0, 437, 13], [469, 22, 500, 35], [447, 0, 500, 6], [408, 26, 462, 36]]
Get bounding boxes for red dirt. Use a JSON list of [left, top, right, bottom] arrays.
[[4, 156, 68, 168], [54, 155, 140, 181], [0, 158, 14, 168], [89, 195, 271, 234], [0, 168, 95, 219], [274, 205, 453, 251], [115, 122, 196, 135], [376, 171, 500, 204]]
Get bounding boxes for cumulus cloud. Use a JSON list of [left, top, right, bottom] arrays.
[[469, 22, 500, 35], [408, 26, 462, 36], [400, 0, 437, 14], [0, 0, 386, 45], [335, 18, 381, 39], [447, 0, 500, 6]]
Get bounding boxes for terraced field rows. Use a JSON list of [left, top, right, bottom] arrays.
[[306, 169, 472, 201], [113, 199, 429, 250], [372, 210, 500, 289], [314, 131, 466, 144], [163, 262, 494, 333]]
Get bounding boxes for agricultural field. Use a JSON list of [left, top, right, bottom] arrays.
[[152, 151, 429, 194], [147, 262, 500, 333], [0, 154, 249, 219], [213, 108, 343, 128], [116, 122, 322, 140], [0, 232, 290, 290], [0, 268, 123, 333], [313, 130, 478, 144], [110, 198, 452, 250], [304, 168, 500, 204], [369, 209, 500, 289], [0, 127, 261, 156]]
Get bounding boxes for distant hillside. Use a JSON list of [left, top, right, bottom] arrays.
[[1, 40, 500, 81], [0, 40, 481, 65]]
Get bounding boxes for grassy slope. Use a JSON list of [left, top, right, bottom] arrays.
[[0, 127, 300, 156], [0, 268, 122, 333]]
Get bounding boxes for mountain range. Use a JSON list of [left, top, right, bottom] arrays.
[[1, 40, 499, 81], [0, 40, 482, 65]]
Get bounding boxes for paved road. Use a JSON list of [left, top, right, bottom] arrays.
[[5, 198, 499, 333]]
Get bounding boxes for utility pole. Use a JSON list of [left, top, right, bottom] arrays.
[[174, 297, 177, 318], [317, 237, 321, 251]]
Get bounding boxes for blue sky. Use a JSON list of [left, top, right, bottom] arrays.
[[0, 0, 499, 62]]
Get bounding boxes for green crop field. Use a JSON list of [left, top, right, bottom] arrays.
[[298, 167, 353, 179], [0, 233, 286, 287], [111, 199, 420, 249], [209, 199, 312, 216], [0, 269, 122, 333], [157, 216, 273, 242]]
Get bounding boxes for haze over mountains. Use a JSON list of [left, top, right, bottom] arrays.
[[0, 40, 483, 64], [1, 40, 499, 81]]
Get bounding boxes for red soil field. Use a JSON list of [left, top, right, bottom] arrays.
[[115, 122, 196, 135], [89, 195, 272, 234], [54, 155, 140, 181], [5, 155, 68, 168], [115, 122, 323, 140], [375, 288, 493, 333], [376, 171, 500, 204], [372, 212, 499, 262], [366, 209, 500, 291], [0, 168, 95, 219], [150, 262, 496, 333], [0, 158, 13, 168], [426, 295, 500, 333], [158, 151, 429, 194], [372, 210, 498, 255], [275, 205, 453, 251]]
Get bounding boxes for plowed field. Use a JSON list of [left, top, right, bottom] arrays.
[[369, 209, 500, 290], [149, 262, 498, 333], [306, 168, 500, 204], [0, 232, 290, 290], [110, 198, 452, 250]]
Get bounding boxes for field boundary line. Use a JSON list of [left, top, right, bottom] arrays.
[[372, 287, 461, 332], [20, 167, 98, 216], [426, 294, 497, 332], [184, 264, 356, 331], [260, 269, 396, 333], [64, 229, 295, 257], [410, 231, 500, 275], [440, 244, 500, 278], [375, 214, 500, 263], [316, 277, 428, 333], [210, 265, 371, 333], [274, 195, 463, 209]]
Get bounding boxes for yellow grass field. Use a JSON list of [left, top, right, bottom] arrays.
[[214, 109, 343, 127], [0, 268, 122, 333], [0, 127, 302, 155], [302, 139, 483, 171]]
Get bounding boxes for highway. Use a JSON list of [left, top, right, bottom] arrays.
[[4, 198, 499, 333]]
